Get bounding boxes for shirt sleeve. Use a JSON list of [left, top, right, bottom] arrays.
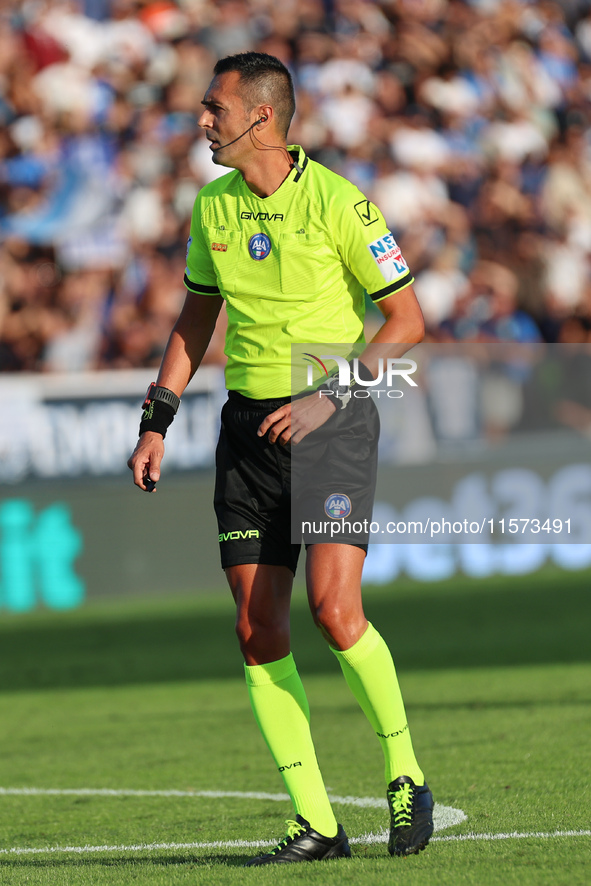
[[333, 191, 414, 303], [183, 194, 221, 296]]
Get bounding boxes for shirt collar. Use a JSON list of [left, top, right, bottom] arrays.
[[287, 145, 308, 183]]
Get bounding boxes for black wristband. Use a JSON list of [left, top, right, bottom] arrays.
[[139, 399, 176, 439]]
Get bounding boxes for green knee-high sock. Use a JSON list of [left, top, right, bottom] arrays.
[[331, 623, 424, 786], [245, 654, 338, 837]]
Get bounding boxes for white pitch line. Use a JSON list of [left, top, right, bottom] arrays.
[[0, 787, 385, 804], [0, 786, 427, 810], [0, 840, 272, 857], [0, 786, 464, 856], [0, 786, 466, 832], [0, 831, 589, 857], [0, 787, 387, 806], [0, 788, 292, 801]]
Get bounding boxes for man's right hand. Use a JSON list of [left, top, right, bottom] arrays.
[[127, 431, 165, 492]]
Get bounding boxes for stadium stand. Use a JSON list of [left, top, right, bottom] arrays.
[[1, 0, 591, 373]]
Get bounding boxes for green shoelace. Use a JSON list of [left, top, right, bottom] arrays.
[[387, 782, 414, 827], [268, 819, 307, 856]]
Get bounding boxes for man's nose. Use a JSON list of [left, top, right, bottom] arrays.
[[198, 110, 213, 130]]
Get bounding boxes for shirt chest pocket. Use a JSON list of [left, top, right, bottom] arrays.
[[205, 227, 242, 294], [278, 232, 330, 297]]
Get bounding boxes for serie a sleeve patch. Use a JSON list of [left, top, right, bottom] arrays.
[[354, 199, 380, 227]]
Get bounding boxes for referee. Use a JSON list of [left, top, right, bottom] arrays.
[[128, 52, 433, 865]]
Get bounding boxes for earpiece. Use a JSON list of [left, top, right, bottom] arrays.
[[212, 116, 268, 151]]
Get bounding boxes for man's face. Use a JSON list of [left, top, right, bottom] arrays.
[[199, 71, 253, 167]]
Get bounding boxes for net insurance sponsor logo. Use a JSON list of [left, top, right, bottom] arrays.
[[248, 233, 272, 260], [367, 232, 408, 282], [303, 353, 418, 401]]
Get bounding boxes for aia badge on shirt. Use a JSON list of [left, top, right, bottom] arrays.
[[248, 233, 272, 260], [324, 493, 352, 519], [367, 232, 408, 283]]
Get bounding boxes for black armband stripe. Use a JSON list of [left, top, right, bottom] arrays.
[[369, 273, 414, 303], [184, 274, 220, 295]]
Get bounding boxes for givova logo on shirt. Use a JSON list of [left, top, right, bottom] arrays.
[[367, 232, 408, 283]]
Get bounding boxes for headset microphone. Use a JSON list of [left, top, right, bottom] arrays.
[[211, 117, 267, 152]]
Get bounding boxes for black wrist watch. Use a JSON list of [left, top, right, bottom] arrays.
[[142, 383, 181, 414], [319, 374, 352, 410]]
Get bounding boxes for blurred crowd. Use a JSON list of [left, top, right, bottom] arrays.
[[2, 0, 591, 374]]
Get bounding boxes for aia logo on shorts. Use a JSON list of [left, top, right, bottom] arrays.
[[324, 494, 352, 519], [248, 233, 271, 260]]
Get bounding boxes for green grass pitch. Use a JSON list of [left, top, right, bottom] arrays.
[[0, 566, 589, 885]]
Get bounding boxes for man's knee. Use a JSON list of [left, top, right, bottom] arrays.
[[311, 599, 343, 635], [226, 563, 293, 661], [235, 606, 286, 649], [309, 597, 367, 650]]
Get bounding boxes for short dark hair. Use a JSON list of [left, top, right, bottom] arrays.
[[213, 52, 295, 139]]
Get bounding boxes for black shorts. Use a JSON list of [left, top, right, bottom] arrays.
[[214, 391, 379, 572]]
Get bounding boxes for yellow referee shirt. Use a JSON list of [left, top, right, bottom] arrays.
[[184, 145, 413, 398]]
